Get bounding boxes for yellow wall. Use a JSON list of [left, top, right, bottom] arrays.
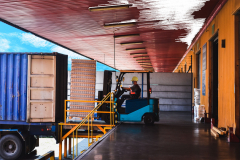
[[175, 0, 240, 130]]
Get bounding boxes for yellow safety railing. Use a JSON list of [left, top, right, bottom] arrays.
[[58, 92, 115, 160]]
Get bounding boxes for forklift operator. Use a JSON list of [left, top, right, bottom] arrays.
[[118, 76, 141, 107]]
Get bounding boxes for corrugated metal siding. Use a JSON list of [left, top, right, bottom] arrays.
[[173, 1, 240, 132], [0, 53, 28, 121]]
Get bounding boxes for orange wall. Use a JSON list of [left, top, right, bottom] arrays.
[[175, 0, 240, 130]]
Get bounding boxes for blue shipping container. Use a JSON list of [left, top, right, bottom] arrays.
[[0, 52, 68, 125], [0, 53, 28, 122]]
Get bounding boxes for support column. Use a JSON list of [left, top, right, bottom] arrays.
[[64, 138, 67, 158], [69, 137, 71, 155], [59, 125, 62, 160], [59, 141, 62, 160], [142, 73, 144, 98]]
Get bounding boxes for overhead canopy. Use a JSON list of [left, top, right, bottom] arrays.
[[0, 0, 221, 72]]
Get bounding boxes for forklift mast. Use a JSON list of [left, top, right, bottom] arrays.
[[103, 71, 112, 95], [97, 70, 113, 118]]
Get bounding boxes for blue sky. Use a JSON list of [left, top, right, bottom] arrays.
[[0, 22, 115, 71]]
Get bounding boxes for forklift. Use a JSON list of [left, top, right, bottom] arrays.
[[97, 70, 159, 124]]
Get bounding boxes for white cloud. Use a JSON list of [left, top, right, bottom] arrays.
[[0, 32, 53, 48], [108, 0, 209, 46], [20, 33, 53, 48], [0, 32, 89, 60], [0, 39, 10, 51], [51, 46, 89, 63], [12, 46, 25, 52]]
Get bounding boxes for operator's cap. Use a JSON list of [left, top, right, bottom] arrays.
[[131, 76, 138, 81]]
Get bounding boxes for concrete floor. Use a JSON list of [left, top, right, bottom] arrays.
[[78, 112, 240, 160]]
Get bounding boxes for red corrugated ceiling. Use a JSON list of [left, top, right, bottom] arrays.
[[0, 0, 221, 72]]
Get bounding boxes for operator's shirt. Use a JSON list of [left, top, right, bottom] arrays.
[[130, 84, 141, 99]]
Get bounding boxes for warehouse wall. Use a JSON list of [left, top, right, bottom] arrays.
[[96, 72, 192, 111], [174, 0, 240, 135], [68, 71, 192, 112]]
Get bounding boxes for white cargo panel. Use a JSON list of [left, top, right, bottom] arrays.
[[27, 55, 56, 122]]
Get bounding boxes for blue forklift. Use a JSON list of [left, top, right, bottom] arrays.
[[97, 70, 159, 124]]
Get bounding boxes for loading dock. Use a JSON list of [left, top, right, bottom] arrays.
[[1, 0, 240, 160], [78, 112, 240, 160]]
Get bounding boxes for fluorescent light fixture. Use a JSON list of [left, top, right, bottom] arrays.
[[140, 64, 152, 66], [138, 61, 151, 63], [133, 55, 149, 58], [141, 66, 152, 68], [121, 41, 143, 45], [114, 34, 140, 38], [136, 59, 150, 61], [141, 64, 152, 66], [89, 4, 132, 11], [104, 22, 136, 28], [126, 48, 145, 51], [142, 67, 153, 69], [138, 62, 151, 64], [138, 62, 151, 63], [139, 64, 152, 66], [130, 52, 147, 55], [141, 65, 152, 67], [144, 68, 154, 71], [142, 66, 153, 68]]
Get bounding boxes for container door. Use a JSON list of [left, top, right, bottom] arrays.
[[27, 55, 56, 122]]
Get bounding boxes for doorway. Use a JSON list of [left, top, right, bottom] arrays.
[[210, 35, 219, 121], [196, 51, 201, 89], [235, 13, 240, 137]]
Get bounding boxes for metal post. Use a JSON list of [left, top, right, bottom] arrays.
[[88, 116, 89, 146], [191, 55, 193, 73], [147, 72, 150, 104], [114, 33, 115, 69], [59, 141, 62, 160], [110, 94, 112, 128], [73, 131, 74, 159], [142, 73, 144, 98], [59, 125, 62, 160], [68, 137, 71, 155], [191, 55, 193, 119], [111, 93, 115, 126], [64, 100, 66, 123], [76, 130, 78, 157], [91, 114, 93, 143], [64, 138, 67, 158]]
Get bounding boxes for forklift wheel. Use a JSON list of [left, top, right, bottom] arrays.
[[144, 114, 154, 125]]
